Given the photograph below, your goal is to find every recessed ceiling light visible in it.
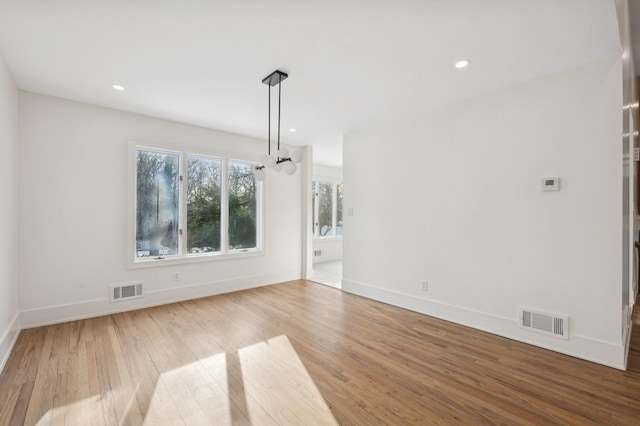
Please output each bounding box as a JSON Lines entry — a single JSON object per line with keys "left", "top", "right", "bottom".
{"left": 454, "top": 59, "right": 470, "bottom": 69}
{"left": 112, "top": 84, "right": 125, "bottom": 91}
{"left": 289, "top": 128, "right": 296, "bottom": 132}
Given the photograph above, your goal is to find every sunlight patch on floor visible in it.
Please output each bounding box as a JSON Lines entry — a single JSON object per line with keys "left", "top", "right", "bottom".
{"left": 36, "top": 395, "right": 99, "bottom": 426}
{"left": 238, "top": 334, "right": 338, "bottom": 425}
{"left": 33, "top": 335, "right": 336, "bottom": 425}
{"left": 146, "top": 351, "right": 232, "bottom": 424}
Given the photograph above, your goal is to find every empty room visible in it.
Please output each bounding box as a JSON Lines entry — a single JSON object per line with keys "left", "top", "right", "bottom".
{"left": 2, "top": 0, "right": 640, "bottom": 424}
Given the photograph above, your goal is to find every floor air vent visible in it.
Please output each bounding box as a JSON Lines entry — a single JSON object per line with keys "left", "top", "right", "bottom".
{"left": 519, "top": 307, "right": 568, "bottom": 339}
{"left": 111, "top": 282, "right": 143, "bottom": 302}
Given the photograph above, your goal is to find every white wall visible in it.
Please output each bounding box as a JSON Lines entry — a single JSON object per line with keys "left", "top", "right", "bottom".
{"left": 343, "top": 57, "right": 625, "bottom": 368}
{"left": 614, "top": 0, "right": 639, "bottom": 362}
{"left": 0, "top": 51, "right": 19, "bottom": 371}
{"left": 18, "top": 92, "right": 302, "bottom": 326}
{"left": 313, "top": 164, "right": 343, "bottom": 263}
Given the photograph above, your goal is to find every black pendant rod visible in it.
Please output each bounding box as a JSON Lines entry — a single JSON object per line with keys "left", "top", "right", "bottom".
{"left": 267, "top": 84, "right": 271, "bottom": 156}
{"left": 277, "top": 72, "right": 282, "bottom": 153}
{"left": 262, "top": 70, "right": 288, "bottom": 158}
{"left": 261, "top": 70, "right": 289, "bottom": 160}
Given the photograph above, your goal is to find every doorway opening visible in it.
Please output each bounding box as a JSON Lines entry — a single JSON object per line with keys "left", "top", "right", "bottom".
{"left": 309, "top": 146, "right": 343, "bottom": 288}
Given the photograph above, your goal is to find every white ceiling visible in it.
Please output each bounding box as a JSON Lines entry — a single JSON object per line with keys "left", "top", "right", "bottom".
{"left": 0, "top": 0, "right": 621, "bottom": 167}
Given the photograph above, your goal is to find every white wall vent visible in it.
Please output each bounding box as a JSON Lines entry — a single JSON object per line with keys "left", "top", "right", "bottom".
{"left": 111, "top": 282, "right": 143, "bottom": 302}
{"left": 518, "top": 307, "right": 568, "bottom": 339}
{"left": 314, "top": 250, "right": 322, "bottom": 257}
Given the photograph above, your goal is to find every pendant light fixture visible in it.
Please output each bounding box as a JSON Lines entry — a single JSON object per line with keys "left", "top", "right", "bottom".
{"left": 252, "top": 70, "right": 302, "bottom": 182}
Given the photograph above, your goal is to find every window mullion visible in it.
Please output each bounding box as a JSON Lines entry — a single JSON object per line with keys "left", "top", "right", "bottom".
{"left": 179, "top": 153, "right": 186, "bottom": 257}
{"left": 221, "top": 159, "right": 229, "bottom": 254}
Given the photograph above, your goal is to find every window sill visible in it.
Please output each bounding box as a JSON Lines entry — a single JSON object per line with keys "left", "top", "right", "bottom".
{"left": 313, "top": 236, "right": 343, "bottom": 242}
{"left": 128, "top": 249, "right": 264, "bottom": 269}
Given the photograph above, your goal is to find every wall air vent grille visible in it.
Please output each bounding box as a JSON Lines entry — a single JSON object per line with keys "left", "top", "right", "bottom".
{"left": 519, "top": 307, "right": 568, "bottom": 340}
{"left": 111, "top": 282, "right": 143, "bottom": 302}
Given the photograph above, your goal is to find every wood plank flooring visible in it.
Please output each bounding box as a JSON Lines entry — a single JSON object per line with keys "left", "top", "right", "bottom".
{"left": 2, "top": 280, "right": 640, "bottom": 425}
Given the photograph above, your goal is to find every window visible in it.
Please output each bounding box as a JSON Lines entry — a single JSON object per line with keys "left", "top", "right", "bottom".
{"left": 136, "top": 150, "right": 180, "bottom": 257}
{"left": 135, "top": 146, "right": 261, "bottom": 263}
{"left": 186, "top": 156, "right": 222, "bottom": 254}
{"left": 228, "top": 161, "right": 258, "bottom": 250}
{"left": 318, "top": 182, "right": 334, "bottom": 236}
{"left": 312, "top": 179, "right": 343, "bottom": 238}
{"left": 336, "top": 183, "right": 343, "bottom": 236}
{"left": 311, "top": 180, "right": 317, "bottom": 234}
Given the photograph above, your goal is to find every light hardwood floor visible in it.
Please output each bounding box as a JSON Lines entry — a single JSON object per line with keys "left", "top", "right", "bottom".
{"left": 1, "top": 280, "right": 640, "bottom": 425}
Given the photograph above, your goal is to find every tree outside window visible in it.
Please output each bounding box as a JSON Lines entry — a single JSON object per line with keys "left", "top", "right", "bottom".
{"left": 228, "top": 162, "right": 257, "bottom": 250}
{"left": 136, "top": 149, "right": 180, "bottom": 258}
{"left": 135, "top": 147, "right": 260, "bottom": 262}
{"left": 186, "top": 156, "right": 222, "bottom": 253}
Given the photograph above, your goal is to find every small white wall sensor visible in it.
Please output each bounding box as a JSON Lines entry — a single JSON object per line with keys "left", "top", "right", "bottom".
{"left": 541, "top": 177, "right": 560, "bottom": 192}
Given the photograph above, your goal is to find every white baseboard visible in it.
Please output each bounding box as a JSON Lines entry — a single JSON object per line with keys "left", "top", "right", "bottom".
{"left": 342, "top": 279, "right": 627, "bottom": 370}
{"left": 623, "top": 303, "right": 634, "bottom": 369}
{"left": 21, "top": 270, "right": 300, "bottom": 329}
{"left": 0, "top": 311, "right": 21, "bottom": 374}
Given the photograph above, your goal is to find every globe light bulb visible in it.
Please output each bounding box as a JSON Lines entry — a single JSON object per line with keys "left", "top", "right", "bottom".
{"left": 261, "top": 154, "right": 277, "bottom": 168}
{"left": 273, "top": 162, "right": 283, "bottom": 172}
{"left": 277, "top": 148, "right": 289, "bottom": 159}
{"left": 251, "top": 165, "right": 266, "bottom": 181}
{"left": 283, "top": 160, "right": 296, "bottom": 175}
{"left": 290, "top": 150, "right": 302, "bottom": 163}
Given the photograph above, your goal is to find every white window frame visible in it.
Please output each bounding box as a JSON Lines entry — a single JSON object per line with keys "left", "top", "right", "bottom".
{"left": 312, "top": 178, "right": 343, "bottom": 240}
{"left": 129, "top": 142, "right": 263, "bottom": 268}
{"left": 227, "top": 158, "right": 263, "bottom": 254}
{"left": 184, "top": 152, "right": 225, "bottom": 257}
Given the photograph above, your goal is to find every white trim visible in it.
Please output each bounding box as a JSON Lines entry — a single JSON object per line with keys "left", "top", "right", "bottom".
{"left": 128, "top": 138, "right": 262, "bottom": 165}
{"left": 342, "top": 279, "right": 627, "bottom": 370}
{"left": 0, "top": 312, "right": 20, "bottom": 374}
{"left": 221, "top": 157, "right": 229, "bottom": 253}
{"left": 21, "top": 269, "right": 300, "bottom": 329}
{"left": 301, "top": 146, "right": 314, "bottom": 280}
{"left": 314, "top": 236, "right": 343, "bottom": 243}
{"left": 312, "top": 174, "right": 343, "bottom": 184}
{"left": 128, "top": 249, "right": 264, "bottom": 269}
{"left": 623, "top": 302, "right": 634, "bottom": 369}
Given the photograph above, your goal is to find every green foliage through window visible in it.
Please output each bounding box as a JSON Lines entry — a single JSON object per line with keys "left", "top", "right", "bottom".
{"left": 135, "top": 147, "right": 260, "bottom": 261}
{"left": 228, "top": 162, "right": 257, "bottom": 249}
{"left": 187, "top": 156, "right": 222, "bottom": 253}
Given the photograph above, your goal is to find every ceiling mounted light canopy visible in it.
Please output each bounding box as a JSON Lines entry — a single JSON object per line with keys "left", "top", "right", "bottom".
{"left": 252, "top": 70, "right": 302, "bottom": 182}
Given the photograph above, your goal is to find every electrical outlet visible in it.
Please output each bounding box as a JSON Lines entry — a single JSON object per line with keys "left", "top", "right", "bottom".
{"left": 420, "top": 280, "right": 428, "bottom": 291}
{"left": 173, "top": 272, "right": 180, "bottom": 281}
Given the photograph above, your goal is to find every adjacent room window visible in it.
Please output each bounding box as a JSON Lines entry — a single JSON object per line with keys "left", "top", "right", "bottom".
{"left": 312, "top": 179, "right": 343, "bottom": 238}
{"left": 311, "top": 180, "right": 317, "bottom": 234}
{"left": 336, "top": 183, "right": 343, "bottom": 236}
{"left": 135, "top": 146, "right": 261, "bottom": 263}
{"left": 318, "top": 182, "right": 334, "bottom": 236}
